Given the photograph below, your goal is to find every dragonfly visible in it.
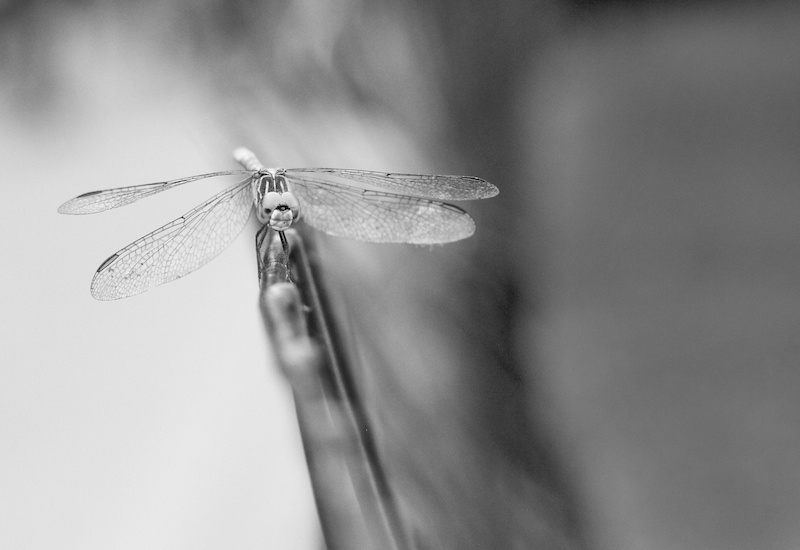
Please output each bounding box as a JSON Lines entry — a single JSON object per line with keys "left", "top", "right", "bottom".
{"left": 59, "top": 147, "right": 499, "bottom": 300}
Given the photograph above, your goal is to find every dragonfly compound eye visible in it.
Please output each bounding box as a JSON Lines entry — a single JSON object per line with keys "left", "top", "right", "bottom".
{"left": 281, "top": 191, "right": 301, "bottom": 220}
{"left": 257, "top": 191, "right": 282, "bottom": 224}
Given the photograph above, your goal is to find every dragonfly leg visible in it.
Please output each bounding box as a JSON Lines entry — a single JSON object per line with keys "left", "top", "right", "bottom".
{"left": 279, "top": 230, "right": 288, "bottom": 253}
{"left": 278, "top": 231, "right": 292, "bottom": 283}
{"left": 256, "top": 227, "right": 293, "bottom": 283}
{"left": 255, "top": 223, "right": 269, "bottom": 279}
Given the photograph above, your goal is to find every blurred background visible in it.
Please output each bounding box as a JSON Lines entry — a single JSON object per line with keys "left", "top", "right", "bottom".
{"left": 3, "top": 0, "right": 800, "bottom": 548}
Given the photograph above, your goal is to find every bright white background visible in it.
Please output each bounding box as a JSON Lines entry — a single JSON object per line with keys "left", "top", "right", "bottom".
{"left": 0, "top": 3, "right": 446, "bottom": 547}
{"left": 0, "top": 8, "right": 323, "bottom": 549}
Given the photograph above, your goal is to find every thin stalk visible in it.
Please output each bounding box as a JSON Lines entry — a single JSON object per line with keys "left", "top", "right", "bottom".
{"left": 258, "top": 227, "right": 409, "bottom": 550}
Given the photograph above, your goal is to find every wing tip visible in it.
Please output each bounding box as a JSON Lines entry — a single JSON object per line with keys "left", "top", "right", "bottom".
{"left": 483, "top": 182, "right": 500, "bottom": 198}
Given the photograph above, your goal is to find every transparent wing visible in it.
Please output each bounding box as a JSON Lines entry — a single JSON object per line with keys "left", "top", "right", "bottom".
{"left": 90, "top": 178, "right": 254, "bottom": 300}
{"left": 285, "top": 169, "right": 498, "bottom": 201}
{"left": 290, "top": 179, "right": 476, "bottom": 244}
{"left": 58, "top": 170, "right": 253, "bottom": 215}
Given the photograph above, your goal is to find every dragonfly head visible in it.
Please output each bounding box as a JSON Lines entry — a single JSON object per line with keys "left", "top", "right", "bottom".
{"left": 258, "top": 191, "right": 300, "bottom": 230}
{"left": 254, "top": 169, "right": 301, "bottom": 230}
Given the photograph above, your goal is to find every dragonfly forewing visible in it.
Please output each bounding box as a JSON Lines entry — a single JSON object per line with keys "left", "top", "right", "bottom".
{"left": 285, "top": 169, "right": 498, "bottom": 201}
{"left": 58, "top": 170, "right": 253, "bottom": 215}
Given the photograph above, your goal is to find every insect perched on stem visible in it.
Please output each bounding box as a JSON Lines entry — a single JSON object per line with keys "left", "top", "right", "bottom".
{"left": 58, "top": 147, "right": 499, "bottom": 300}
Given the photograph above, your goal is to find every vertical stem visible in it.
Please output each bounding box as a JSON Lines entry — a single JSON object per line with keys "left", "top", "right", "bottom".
{"left": 258, "top": 228, "right": 408, "bottom": 550}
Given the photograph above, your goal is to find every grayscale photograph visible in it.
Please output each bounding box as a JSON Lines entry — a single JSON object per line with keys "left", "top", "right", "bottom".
{"left": 2, "top": 0, "right": 800, "bottom": 548}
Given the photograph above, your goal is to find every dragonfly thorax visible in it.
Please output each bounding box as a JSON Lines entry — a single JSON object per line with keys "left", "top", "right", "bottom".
{"left": 253, "top": 169, "right": 301, "bottom": 230}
